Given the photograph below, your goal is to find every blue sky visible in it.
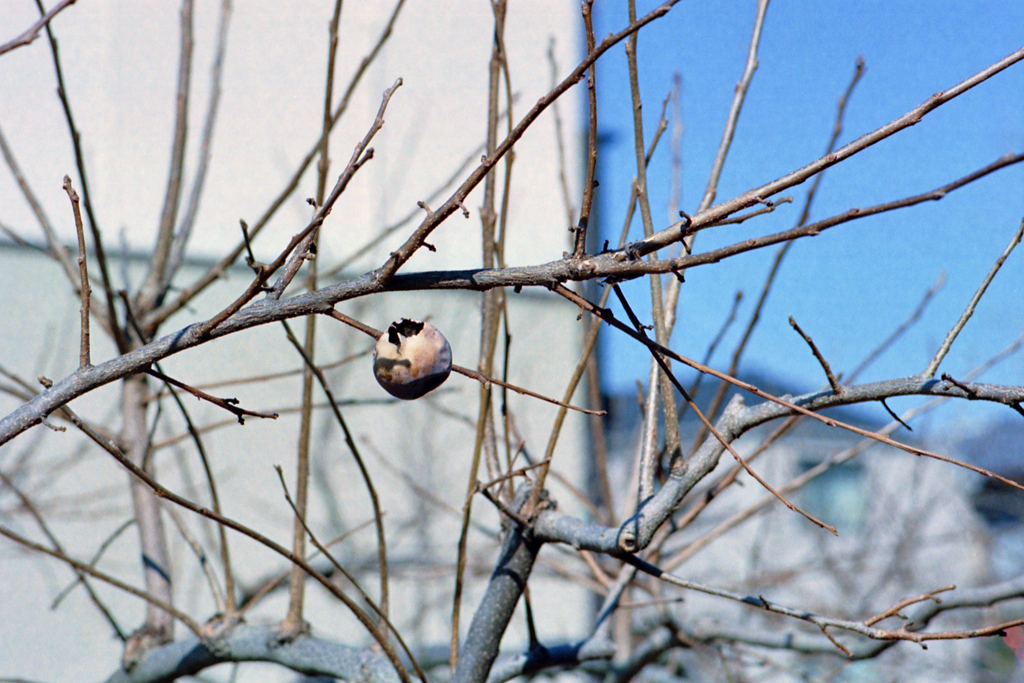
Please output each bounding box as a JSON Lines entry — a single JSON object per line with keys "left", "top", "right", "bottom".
{"left": 590, "top": 1, "right": 1024, "bottom": 433}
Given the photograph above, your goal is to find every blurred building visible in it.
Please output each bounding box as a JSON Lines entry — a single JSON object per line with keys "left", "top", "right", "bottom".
{"left": 601, "top": 371, "right": 1011, "bottom": 682}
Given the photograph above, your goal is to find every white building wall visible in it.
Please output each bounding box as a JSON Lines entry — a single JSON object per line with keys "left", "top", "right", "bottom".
{"left": 0, "top": 1, "right": 588, "bottom": 680}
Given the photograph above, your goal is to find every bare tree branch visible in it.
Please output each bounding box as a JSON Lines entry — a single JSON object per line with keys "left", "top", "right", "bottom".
{"left": 0, "top": 0, "right": 76, "bottom": 56}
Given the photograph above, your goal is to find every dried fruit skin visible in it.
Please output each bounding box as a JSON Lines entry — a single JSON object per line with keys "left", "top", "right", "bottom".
{"left": 372, "top": 319, "right": 452, "bottom": 400}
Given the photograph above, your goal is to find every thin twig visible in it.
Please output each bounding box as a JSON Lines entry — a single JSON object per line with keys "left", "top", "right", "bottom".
{"left": 194, "top": 80, "right": 402, "bottom": 338}
{"left": 528, "top": 73, "right": 674, "bottom": 519}
{"left": 143, "top": 367, "right": 278, "bottom": 424}
{"left": 327, "top": 310, "right": 601, "bottom": 414}
{"left": 477, "top": 484, "right": 531, "bottom": 528}
{"left": 703, "top": 198, "right": 791, "bottom": 227}
{"left": 673, "top": 415, "right": 798, "bottom": 535}
{"left": 281, "top": 0, "right": 341, "bottom": 634}
{"left": 146, "top": 0, "right": 408, "bottom": 329}
{"left": 613, "top": 286, "right": 837, "bottom": 537}
{"left": 279, "top": 319, "right": 391, "bottom": 631}
{"left": 697, "top": 0, "right": 770, "bottom": 212}
{"left": 789, "top": 316, "right": 841, "bottom": 394}
{"left": 554, "top": 283, "right": 1024, "bottom": 494}
{"left": 0, "top": 524, "right": 203, "bottom": 637}
{"left": 321, "top": 136, "right": 490, "bottom": 278}
{"left": 879, "top": 398, "right": 912, "bottom": 431}
{"left": 455, "top": 365, "right": 604, "bottom": 415}
{"left": 273, "top": 467, "right": 426, "bottom": 683}
{"left": 864, "top": 585, "right": 955, "bottom": 627}
{"left": 165, "top": 0, "right": 233, "bottom": 284}
{"left": 34, "top": 0, "right": 126, "bottom": 352}
{"left": 924, "top": 217, "right": 1024, "bottom": 377}
{"left": 0, "top": 0, "right": 76, "bottom": 55}
{"left": 626, "top": 0, "right": 681, "bottom": 502}
{"left": 163, "top": 505, "right": 226, "bottom": 613}
{"left": 626, "top": 553, "right": 1024, "bottom": 650}
{"left": 637, "top": 44, "right": 1024, "bottom": 258}
{"left": 137, "top": 0, "right": 194, "bottom": 314}
{"left": 63, "top": 176, "right": 91, "bottom": 369}
{"left": 452, "top": 2, "right": 510, "bottom": 664}
{"left": 573, "top": 0, "right": 599, "bottom": 258}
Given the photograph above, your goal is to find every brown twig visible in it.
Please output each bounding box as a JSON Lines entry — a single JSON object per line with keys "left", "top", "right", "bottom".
{"left": 143, "top": 367, "right": 278, "bottom": 424}
{"left": 622, "top": 554, "right": 1021, "bottom": 653}
{"left": 924, "top": 217, "right": 1024, "bottom": 377}
{"left": 279, "top": 319, "right": 390, "bottom": 633}
{"left": 137, "top": 0, "right": 194, "bottom": 314}
{"left": 613, "top": 285, "right": 837, "bottom": 537}
{"left": 146, "top": 0, "right": 409, "bottom": 329}
{"left": 326, "top": 309, "right": 602, "bottom": 415}
{"left": 164, "top": 0, "right": 233, "bottom": 284}
{"left": 553, "top": 283, "right": 1024, "bottom": 494}
{"left": 635, "top": 44, "right": 1024, "bottom": 259}
{"left": 573, "top": 0, "right": 599, "bottom": 258}
{"left": 626, "top": 0, "right": 681, "bottom": 502}
{"left": 374, "top": 0, "right": 682, "bottom": 285}
{"left": 455, "top": 365, "right": 604, "bottom": 416}
{"left": 789, "top": 316, "right": 842, "bottom": 394}
{"left": 280, "top": 0, "right": 342, "bottom": 629}
{"left": 63, "top": 175, "right": 91, "bottom": 369}
{"left": 696, "top": 0, "right": 770, "bottom": 213}
{"left": 273, "top": 466, "right": 425, "bottom": 683}
{"left": 0, "top": 524, "right": 203, "bottom": 637}
{"left": 865, "top": 585, "right": 955, "bottom": 627}
{"left": 34, "top": 0, "right": 125, "bottom": 353}
{"left": 452, "top": 3, "right": 512, "bottom": 664}
{"left": 193, "top": 80, "right": 401, "bottom": 338}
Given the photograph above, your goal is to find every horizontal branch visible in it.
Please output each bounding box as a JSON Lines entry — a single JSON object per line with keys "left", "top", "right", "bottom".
{"left": 693, "top": 572, "right": 1024, "bottom": 660}
{"left": 532, "top": 374, "right": 1024, "bottom": 553}
{"left": 0, "top": 0, "right": 77, "bottom": 56}
{"left": 372, "top": 0, "right": 681, "bottom": 283}
{"left": 102, "top": 623, "right": 400, "bottom": 683}
{"left": 2, "top": 148, "right": 1020, "bottom": 445}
